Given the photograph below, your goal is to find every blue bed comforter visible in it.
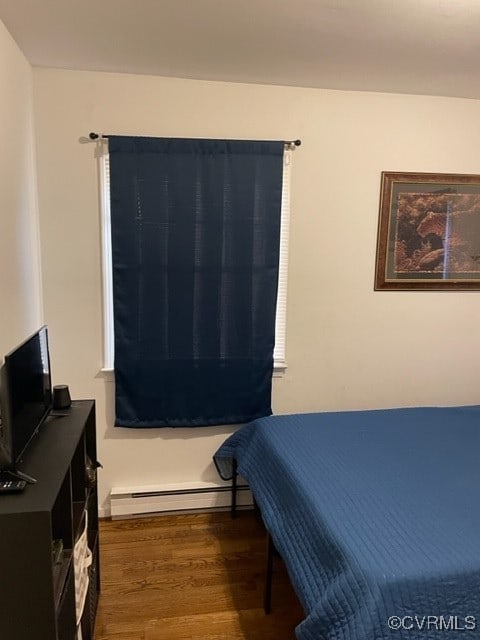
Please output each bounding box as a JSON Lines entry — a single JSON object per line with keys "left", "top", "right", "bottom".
{"left": 214, "top": 406, "right": 480, "bottom": 639}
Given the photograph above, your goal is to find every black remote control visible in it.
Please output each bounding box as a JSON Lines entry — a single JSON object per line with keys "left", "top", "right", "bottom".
{"left": 0, "top": 479, "right": 26, "bottom": 493}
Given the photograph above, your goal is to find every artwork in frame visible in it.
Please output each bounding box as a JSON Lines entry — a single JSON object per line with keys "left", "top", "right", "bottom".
{"left": 375, "top": 172, "right": 480, "bottom": 290}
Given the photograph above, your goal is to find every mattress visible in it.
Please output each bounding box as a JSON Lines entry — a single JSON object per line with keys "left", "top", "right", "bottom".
{"left": 214, "top": 406, "right": 480, "bottom": 639}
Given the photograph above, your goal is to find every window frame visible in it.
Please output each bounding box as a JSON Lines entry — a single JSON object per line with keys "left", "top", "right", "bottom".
{"left": 98, "top": 141, "right": 291, "bottom": 376}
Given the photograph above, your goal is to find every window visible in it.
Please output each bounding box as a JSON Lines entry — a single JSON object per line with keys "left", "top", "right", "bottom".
{"left": 99, "top": 141, "right": 292, "bottom": 377}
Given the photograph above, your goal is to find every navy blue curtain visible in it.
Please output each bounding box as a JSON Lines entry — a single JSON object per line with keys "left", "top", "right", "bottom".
{"left": 109, "top": 136, "right": 284, "bottom": 427}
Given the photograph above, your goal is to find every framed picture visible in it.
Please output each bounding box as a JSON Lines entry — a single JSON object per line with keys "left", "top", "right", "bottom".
{"left": 375, "top": 172, "right": 480, "bottom": 290}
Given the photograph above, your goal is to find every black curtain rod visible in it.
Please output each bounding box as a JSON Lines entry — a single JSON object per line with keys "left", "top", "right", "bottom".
{"left": 88, "top": 132, "right": 301, "bottom": 147}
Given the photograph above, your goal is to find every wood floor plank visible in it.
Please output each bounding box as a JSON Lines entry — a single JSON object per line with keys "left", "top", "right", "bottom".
{"left": 94, "top": 511, "right": 304, "bottom": 640}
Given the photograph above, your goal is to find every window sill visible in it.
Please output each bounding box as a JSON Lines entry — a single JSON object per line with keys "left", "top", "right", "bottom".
{"left": 97, "top": 367, "right": 114, "bottom": 381}
{"left": 273, "top": 363, "right": 287, "bottom": 377}
{"left": 98, "top": 363, "right": 287, "bottom": 380}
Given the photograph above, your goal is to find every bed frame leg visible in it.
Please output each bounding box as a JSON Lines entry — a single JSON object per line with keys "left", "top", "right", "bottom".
{"left": 264, "top": 531, "right": 274, "bottom": 614}
{"left": 231, "top": 459, "right": 238, "bottom": 518}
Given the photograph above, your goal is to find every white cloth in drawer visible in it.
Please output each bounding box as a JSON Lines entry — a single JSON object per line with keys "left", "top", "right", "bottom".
{"left": 74, "top": 511, "right": 92, "bottom": 625}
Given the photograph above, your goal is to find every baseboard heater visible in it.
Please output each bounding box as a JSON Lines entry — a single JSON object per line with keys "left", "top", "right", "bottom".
{"left": 110, "top": 481, "right": 252, "bottom": 519}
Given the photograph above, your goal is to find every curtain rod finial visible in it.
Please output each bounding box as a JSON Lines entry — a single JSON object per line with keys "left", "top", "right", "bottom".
{"left": 89, "top": 132, "right": 99, "bottom": 140}
{"left": 285, "top": 139, "right": 301, "bottom": 149}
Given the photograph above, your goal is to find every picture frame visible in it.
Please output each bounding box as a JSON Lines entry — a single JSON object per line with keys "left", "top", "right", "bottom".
{"left": 375, "top": 171, "right": 480, "bottom": 290}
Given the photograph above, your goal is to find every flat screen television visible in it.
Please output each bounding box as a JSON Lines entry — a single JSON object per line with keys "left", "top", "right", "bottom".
{"left": 0, "top": 326, "right": 52, "bottom": 480}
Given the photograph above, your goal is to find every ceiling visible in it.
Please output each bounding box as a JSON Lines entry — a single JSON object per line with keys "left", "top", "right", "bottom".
{"left": 1, "top": 0, "right": 480, "bottom": 99}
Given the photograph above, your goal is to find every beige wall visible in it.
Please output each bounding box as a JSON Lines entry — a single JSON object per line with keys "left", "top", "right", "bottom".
{"left": 32, "top": 68, "right": 480, "bottom": 513}
{"left": 0, "top": 20, "right": 42, "bottom": 355}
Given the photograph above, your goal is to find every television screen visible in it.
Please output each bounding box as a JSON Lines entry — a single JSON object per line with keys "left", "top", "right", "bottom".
{"left": 0, "top": 326, "right": 52, "bottom": 468}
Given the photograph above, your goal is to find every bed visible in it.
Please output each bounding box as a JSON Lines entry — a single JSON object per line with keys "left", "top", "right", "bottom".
{"left": 213, "top": 406, "right": 480, "bottom": 639}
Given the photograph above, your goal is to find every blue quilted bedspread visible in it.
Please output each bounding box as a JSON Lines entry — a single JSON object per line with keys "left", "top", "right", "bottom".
{"left": 214, "top": 406, "right": 480, "bottom": 639}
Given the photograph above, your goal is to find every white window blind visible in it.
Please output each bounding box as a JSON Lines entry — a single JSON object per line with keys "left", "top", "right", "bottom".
{"left": 273, "top": 149, "right": 292, "bottom": 374}
{"left": 99, "top": 142, "right": 292, "bottom": 374}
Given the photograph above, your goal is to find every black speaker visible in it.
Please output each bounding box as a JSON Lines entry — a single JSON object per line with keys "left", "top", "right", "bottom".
{"left": 53, "top": 385, "right": 71, "bottom": 410}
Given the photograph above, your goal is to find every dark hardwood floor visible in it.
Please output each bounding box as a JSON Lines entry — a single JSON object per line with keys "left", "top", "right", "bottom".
{"left": 94, "top": 511, "right": 304, "bottom": 640}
